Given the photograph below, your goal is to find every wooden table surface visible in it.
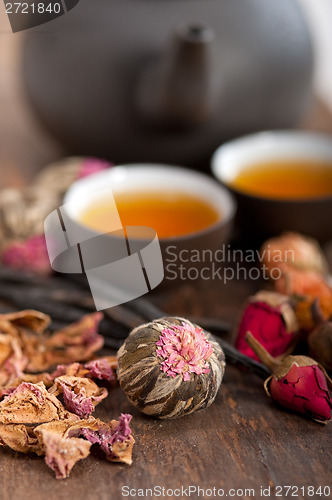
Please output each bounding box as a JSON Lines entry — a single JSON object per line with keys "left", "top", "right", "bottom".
{"left": 0, "top": 18, "right": 332, "bottom": 496}
{"left": 0, "top": 271, "right": 331, "bottom": 500}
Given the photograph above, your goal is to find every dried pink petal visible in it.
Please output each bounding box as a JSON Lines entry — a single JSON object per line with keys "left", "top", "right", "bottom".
{"left": 0, "top": 372, "right": 53, "bottom": 399}
{"left": 81, "top": 413, "right": 134, "bottom": 463}
{"left": 41, "top": 429, "right": 91, "bottom": 480}
{"left": 26, "top": 312, "right": 104, "bottom": 372}
{"left": 50, "top": 357, "right": 117, "bottom": 382}
{"left": 51, "top": 363, "right": 84, "bottom": 379}
{"left": 0, "top": 382, "right": 75, "bottom": 424}
{"left": 77, "top": 158, "right": 111, "bottom": 179}
{"left": 84, "top": 358, "right": 116, "bottom": 382}
{"left": 1, "top": 234, "right": 51, "bottom": 276}
{"left": 156, "top": 321, "right": 213, "bottom": 380}
{"left": 52, "top": 376, "right": 108, "bottom": 418}
{"left": 0, "top": 333, "right": 27, "bottom": 386}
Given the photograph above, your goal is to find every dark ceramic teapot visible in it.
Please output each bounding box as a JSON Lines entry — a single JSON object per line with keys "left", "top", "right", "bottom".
{"left": 22, "top": 0, "right": 313, "bottom": 168}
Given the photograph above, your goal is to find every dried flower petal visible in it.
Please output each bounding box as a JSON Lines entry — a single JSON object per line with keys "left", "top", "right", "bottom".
{"left": 0, "top": 382, "right": 75, "bottom": 424}
{"left": 84, "top": 358, "right": 116, "bottom": 382}
{"left": 50, "top": 357, "right": 117, "bottom": 383}
{"left": 51, "top": 362, "right": 86, "bottom": 379}
{"left": 0, "top": 423, "right": 43, "bottom": 454}
{"left": 0, "top": 372, "right": 54, "bottom": 399}
{"left": 0, "top": 333, "right": 27, "bottom": 387}
{"left": 275, "top": 268, "right": 332, "bottom": 299}
{"left": 51, "top": 376, "right": 108, "bottom": 418}
{"left": 26, "top": 312, "right": 104, "bottom": 372}
{"left": 0, "top": 310, "right": 51, "bottom": 334}
{"left": 41, "top": 430, "right": 91, "bottom": 480}
{"left": 81, "top": 414, "right": 134, "bottom": 464}
{"left": 77, "top": 158, "right": 111, "bottom": 179}
{"left": 274, "top": 269, "right": 332, "bottom": 332}
{"left": 1, "top": 234, "right": 51, "bottom": 275}
{"left": 156, "top": 321, "right": 213, "bottom": 380}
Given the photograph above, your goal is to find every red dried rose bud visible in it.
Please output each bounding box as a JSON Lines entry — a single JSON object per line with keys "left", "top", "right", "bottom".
{"left": 245, "top": 332, "right": 332, "bottom": 423}
{"left": 266, "top": 360, "right": 332, "bottom": 422}
{"left": 235, "top": 291, "right": 298, "bottom": 361}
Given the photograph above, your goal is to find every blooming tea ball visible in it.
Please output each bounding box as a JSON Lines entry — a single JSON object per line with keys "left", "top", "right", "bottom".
{"left": 117, "top": 317, "right": 225, "bottom": 419}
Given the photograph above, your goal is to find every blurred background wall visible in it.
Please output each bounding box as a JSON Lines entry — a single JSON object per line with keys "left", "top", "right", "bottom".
{"left": 0, "top": 0, "right": 331, "bottom": 188}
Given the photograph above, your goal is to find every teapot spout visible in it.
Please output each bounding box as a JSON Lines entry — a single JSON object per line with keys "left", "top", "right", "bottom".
{"left": 136, "top": 23, "right": 217, "bottom": 129}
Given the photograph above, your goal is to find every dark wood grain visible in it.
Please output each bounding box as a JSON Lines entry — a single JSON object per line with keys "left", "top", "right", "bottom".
{"left": 0, "top": 368, "right": 330, "bottom": 500}
{"left": 0, "top": 273, "right": 331, "bottom": 500}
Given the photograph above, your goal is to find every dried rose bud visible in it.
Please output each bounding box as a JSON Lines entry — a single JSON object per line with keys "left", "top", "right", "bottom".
{"left": 1, "top": 234, "right": 51, "bottom": 275}
{"left": 308, "top": 322, "right": 332, "bottom": 372}
{"left": 235, "top": 291, "right": 298, "bottom": 361}
{"left": 77, "top": 158, "right": 111, "bottom": 179}
{"left": 293, "top": 295, "right": 332, "bottom": 332}
{"left": 273, "top": 268, "right": 332, "bottom": 332}
{"left": 261, "top": 232, "right": 328, "bottom": 277}
{"left": 246, "top": 332, "right": 332, "bottom": 423}
{"left": 275, "top": 268, "right": 332, "bottom": 299}
{"left": 35, "top": 156, "right": 112, "bottom": 199}
{"left": 117, "top": 317, "right": 225, "bottom": 419}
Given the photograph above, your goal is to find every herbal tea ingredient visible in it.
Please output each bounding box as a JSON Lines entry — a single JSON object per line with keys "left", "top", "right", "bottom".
{"left": 308, "top": 322, "right": 332, "bottom": 372}
{"left": 261, "top": 232, "right": 332, "bottom": 332}
{"left": 117, "top": 317, "right": 225, "bottom": 419}
{"left": 234, "top": 291, "right": 299, "bottom": 361}
{"left": 259, "top": 232, "right": 332, "bottom": 370}
{"left": 0, "top": 309, "right": 134, "bottom": 479}
{"left": 0, "top": 157, "right": 111, "bottom": 275}
{"left": 261, "top": 232, "right": 328, "bottom": 276}
{"left": 245, "top": 332, "right": 332, "bottom": 423}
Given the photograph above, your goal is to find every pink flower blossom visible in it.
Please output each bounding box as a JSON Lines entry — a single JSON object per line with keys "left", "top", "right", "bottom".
{"left": 156, "top": 322, "right": 213, "bottom": 381}
{"left": 1, "top": 234, "right": 51, "bottom": 275}
{"left": 77, "top": 158, "right": 112, "bottom": 179}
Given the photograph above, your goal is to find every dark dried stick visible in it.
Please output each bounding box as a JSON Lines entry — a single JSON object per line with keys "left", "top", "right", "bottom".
{"left": 0, "top": 269, "right": 270, "bottom": 378}
{"left": 127, "top": 298, "right": 270, "bottom": 378}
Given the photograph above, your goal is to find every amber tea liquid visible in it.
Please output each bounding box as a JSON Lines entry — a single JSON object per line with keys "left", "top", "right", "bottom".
{"left": 228, "top": 159, "right": 332, "bottom": 199}
{"left": 80, "top": 191, "right": 220, "bottom": 238}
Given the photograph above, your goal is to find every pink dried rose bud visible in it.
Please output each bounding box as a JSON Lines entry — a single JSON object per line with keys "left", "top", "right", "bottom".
{"left": 77, "top": 158, "right": 112, "bottom": 179}
{"left": 245, "top": 332, "right": 332, "bottom": 423}
{"left": 1, "top": 234, "right": 51, "bottom": 275}
{"left": 235, "top": 291, "right": 299, "bottom": 361}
